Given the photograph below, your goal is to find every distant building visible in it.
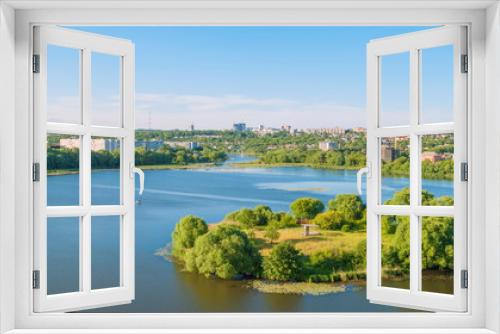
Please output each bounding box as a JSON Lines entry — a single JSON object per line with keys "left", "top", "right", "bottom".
{"left": 281, "top": 124, "right": 292, "bottom": 133}
{"left": 60, "top": 138, "right": 120, "bottom": 152}
{"left": 58, "top": 138, "right": 79, "bottom": 150}
{"left": 92, "top": 138, "right": 120, "bottom": 151}
{"left": 164, "top": 141, "right": 200, "bottom": 150}
{"left": 332, "top": 127, "right": 345, "bottom": 136}
{"left": 319, "top": 141, "right": 337, "bottom": 151}
{"left": 421, "top": 151, "right": 446, "bottom": 163}
{"left": 233, "top": 123, "right": 247, "bottom": 132}
{"left": 381, "top": 144, "right": 398, "bottom": 162}
{"left": 351, "top": 127, "right": 367, "bottom": 134}
{"left": 190, "top": 124, "right": 195, "bottom": 131}
{"left": 135, "top": 140, "right": 164, "bottom": 151}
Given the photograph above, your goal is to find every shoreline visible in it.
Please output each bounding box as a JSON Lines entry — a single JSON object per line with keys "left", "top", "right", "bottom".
{"left": 47, "top": 162, "right": 219, "bottom": 176}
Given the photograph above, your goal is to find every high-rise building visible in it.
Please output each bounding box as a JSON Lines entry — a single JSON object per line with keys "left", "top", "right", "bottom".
{"left": 233, "top": 123, "right": 247, "bottom": 132}
{"left": 381, "top": 144, "right": 398, "bottom": 162}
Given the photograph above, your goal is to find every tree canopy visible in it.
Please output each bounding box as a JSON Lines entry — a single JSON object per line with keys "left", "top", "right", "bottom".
{"left": 185, "top": 225, "right": 262, "bottom": 279}
{"left": 263, "top": 242, "right": 304, "bottom": 281}
{"left": 290, "top": 197, "right": 325, "bottom": 221}
{"left": 171, "top": 215, "right": 208, "bottom": 259}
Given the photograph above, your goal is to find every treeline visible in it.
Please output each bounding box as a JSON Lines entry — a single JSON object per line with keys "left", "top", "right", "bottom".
{"left": 259, "top": 149, "right": 367, "bottom": 168}
{"left": 47, "top": 146, "right": 227, "bottom": 171}
{"left": 382, "top": 156, "right": 454, "bottom": 180}
{"left": 170, "top": 189, "right": 453, "bottom": 283}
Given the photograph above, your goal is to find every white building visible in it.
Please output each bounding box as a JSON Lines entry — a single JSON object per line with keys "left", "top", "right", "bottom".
{"left": 319, "top": 141, "right": 337, "bottom": 151}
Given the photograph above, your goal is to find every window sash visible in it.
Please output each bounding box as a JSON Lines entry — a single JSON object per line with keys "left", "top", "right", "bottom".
{"left": 33, "top": 25, "right": 136, "bottom": 313}
{"left": 366, "top": 25, "right": 468, "bottom": 312}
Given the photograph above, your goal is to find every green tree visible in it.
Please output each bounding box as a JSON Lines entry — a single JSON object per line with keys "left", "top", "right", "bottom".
{"left": 328, "top": 194, "right": 365, "bottom": 221}
{"left": 171, "top": 215, "right": 208, "bottom": 259}
{"left": 264, "top": 223, "right": 280, "bottom": 244}
{"left": 186, "top": 225, "right": 262, "bottom": 279}
{"left": 235, "top": 208, "right": 259, "bottom": 229}
{"left": 254, "top": 205, "right": 273, "bottom": 225}
{"left": 290, "top": 197, "right": 325, "bottom": 221}
{"left": 312, "top": 210, "right": 343, "bottom": 230}
{"left": 263, "top": 242, "right": 304, "bottom": 281}
{"left": 422, "top": 216, "right": 454, "bottom": 270}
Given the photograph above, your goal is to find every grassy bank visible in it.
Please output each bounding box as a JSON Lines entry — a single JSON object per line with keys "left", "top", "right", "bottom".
{"left": 47, "top": 162, "right": 218, "bottom": 176}
{"left": 229, "top": 161, "right": 361, "bottom": 171}
{"left": 248, "top": 280, "right": 353, "bottom": 295}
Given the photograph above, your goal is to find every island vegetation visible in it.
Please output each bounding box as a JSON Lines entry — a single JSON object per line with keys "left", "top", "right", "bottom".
{"left": 168, "top": 189, "right": 453, "bottom": 294}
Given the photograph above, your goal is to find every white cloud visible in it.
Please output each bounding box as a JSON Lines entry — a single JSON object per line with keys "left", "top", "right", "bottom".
{"left": 46, "top": 92, "right": 368, "bottom": 130}
{"left": 135, "top": 92, "right": 366, "bottom": 130}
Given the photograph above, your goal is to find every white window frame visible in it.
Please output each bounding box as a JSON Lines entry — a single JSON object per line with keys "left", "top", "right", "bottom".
{"left": 365, "top": 26, "right": 467, "bottom": 312}
{"left": 0, "top": 1, "right": 499, "bottom": 333}
{"left": 32, "top": 26, "right": 136, "bottom": 312}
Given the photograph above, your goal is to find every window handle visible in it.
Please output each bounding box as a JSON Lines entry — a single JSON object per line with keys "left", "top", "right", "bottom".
{"left": 356, "top": 163, "right": 371, "bottom": 195}
{"left": 133, "top": 167, "right": 145, "bottom": 204}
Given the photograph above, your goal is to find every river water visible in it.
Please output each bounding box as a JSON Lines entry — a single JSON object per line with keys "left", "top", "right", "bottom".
{"left": 47, "top": 155, "right": 453, "bottom": 312}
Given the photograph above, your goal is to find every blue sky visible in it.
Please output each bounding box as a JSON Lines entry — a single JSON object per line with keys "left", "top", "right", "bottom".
{"left": 47, "top": 26, "right": 453, "bottom": 130}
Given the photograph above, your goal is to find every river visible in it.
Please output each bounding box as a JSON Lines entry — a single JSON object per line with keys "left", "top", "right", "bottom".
{"left": 46, "top": 155, "right": 453, "bottom": 312}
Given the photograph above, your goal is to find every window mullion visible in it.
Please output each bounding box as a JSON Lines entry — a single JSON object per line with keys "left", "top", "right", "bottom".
{"left": 81, "top": 48, "right": 92, "bottom": 294}
{"left": 409, "top": 48, "right": 421, "bottom": 294}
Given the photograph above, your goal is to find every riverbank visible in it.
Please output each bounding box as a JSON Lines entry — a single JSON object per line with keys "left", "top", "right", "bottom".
{"left": 47, "top": 162, "right": 219, "bottom": 176}
{"left": 230, "top": 161, "right": 361, "bottom": 171}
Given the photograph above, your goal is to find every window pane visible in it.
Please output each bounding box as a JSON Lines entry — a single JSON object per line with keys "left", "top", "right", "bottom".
{"left": 380, "top": 136, "right": 410, "bottom": 205}
{"left": 421, "top": 134, "right": 454, "bottom": 206}
{"left": 47, "top": 45, "right": 81, "bottom": 124}
{"left": 91, "top": 216, "right": 121, "bottom": 290}
{"left": 91, "top": 137, "right": 121, "bottom": 205}
{"left": 421, "top": 216, "right": 454, "bottom": 294}
{"left": 47, "top": 134, "right": 80, "bottom": 206}
{"left": 420, "top": 45, "right": 454, "bottom": 124}
{"left": 379, "top": 52, "right": 410, "bottom": 127}
{"left": 91, "top": 52, "right": 122, "bottom": 127}
{"left": 381, "top": 215, "right": 410, "bottom": 289}
{"left": 47, "top": 217, "right": 80, "bottom": 295}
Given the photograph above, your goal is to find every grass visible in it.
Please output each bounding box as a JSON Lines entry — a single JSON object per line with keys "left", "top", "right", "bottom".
{"left": 137, "top": 163, "right": 217, "bottom": 170}
{"left": 230, "top": 161, "right": 361, "bottom": 171}
{"left": 248, "top": 280, "right": 350, "bottom": 295}
{"left": 47, "top": 162, "right": 217, "bottom": 176}
{"left": 251, "top": 226, "right": 366, "bottom": 256}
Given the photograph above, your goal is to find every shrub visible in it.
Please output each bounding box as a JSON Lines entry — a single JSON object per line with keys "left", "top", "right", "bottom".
{"left": 312, "top": 210, "right": 343, "bottom": 230}
{"left": 234, "top": 208, "right": 259, "bottom": 228}
{"left": 263, "top": 242, "right": 304, "bottom": 281}
{"left": 264, "top": 223, "right": 280, "bottom": 243}
{"left": 187, "top": 225, "right": 262, "bottom": 279}
{"left": 290, "top": 197, "right": 325, "bottom": 221}
{"left": 171, "top": 215, "right": 208, "bottom": 260}
{"left": 270, "top": 212, "right": 297, "bottom": 228}
{"left": 227, "top": 205, "right": 275, "bottom": 227}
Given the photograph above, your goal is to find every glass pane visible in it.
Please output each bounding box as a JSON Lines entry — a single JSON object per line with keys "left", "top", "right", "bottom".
{"left": 421, "top": 134, "right": 454, "bottom": 206}
{"left": 421, "top": 216, "right": 454, "bottom": 294}
{"left": 420, "top": 45, "right": 454, "bottom": 124}
{"left": 381, "top": 215, "right": 410, "bottom": 289}
{"left": 91, "top": 52, "right": 122, "bottom": 127}
{"left": 91, "top": 137, "right": 121, "bottom": 205}
{"left": 47, "top": 45, "right": 81, "bottom": 124}
{"left": 47, "top": 217, "right": 80, "bottom": 294}
{"left": 47, "top": 134, "right": 80, "bottom": 206}
{"left": 91, "top": 216, "right": 121, "bottom": 290}
{"left": 379, "top": 52, "right": 410, "bottom": 127}
{"left": 380, "top": 136, "right": 410, "bottom": 205}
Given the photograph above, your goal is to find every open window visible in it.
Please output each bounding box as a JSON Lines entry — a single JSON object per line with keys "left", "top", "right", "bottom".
{"left": 365, "top": 26, "right": 467, "bottom": 312}
{"left": 33, "top": 26, "right": 135, "bottom": 312}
